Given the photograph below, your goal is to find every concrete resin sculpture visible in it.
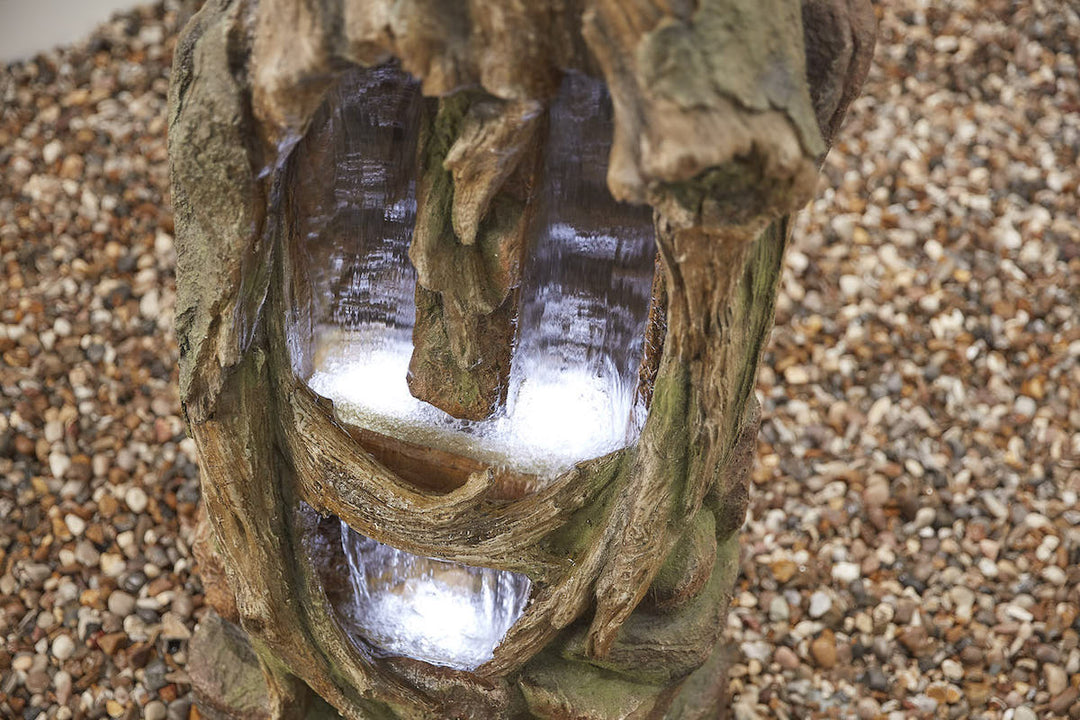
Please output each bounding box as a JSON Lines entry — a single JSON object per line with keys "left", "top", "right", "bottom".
{"left": 168, "top": 0, "right": 874, "bottom": 717}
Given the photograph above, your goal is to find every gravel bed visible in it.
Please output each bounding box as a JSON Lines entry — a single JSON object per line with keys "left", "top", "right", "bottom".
{"left": 733, "top": 2, "right": 1080, "bottom": 718}
{"left": 1, "top": 4, "right": 197, "bottom": 719}
{"left": 1, "top": 1, "right": 1078, "bottom": 719}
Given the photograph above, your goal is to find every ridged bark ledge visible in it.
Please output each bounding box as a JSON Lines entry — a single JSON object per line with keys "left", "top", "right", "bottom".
{"left": 169, "top": 0, "right": 874, "bottom": 717}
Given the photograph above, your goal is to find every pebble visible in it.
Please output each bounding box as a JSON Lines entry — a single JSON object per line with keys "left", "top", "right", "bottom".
{"left": 783, "top": 366, "right": 810, "bottom": 385}
{"left": 49, "top": 452, "right": 71, "bottom": 480}
{"left": 866, "top": 667, "right": 888, "bottom": 692}
{"left": 100, "top": 554, "right": 127, "bottom": 578}
{"left": 1014, "top": 395, "right": 1036, "bottom": 417}
{"left": 107, "top": 590, "right": 136, "bottom": 617}
{"left": 769, "top": 595, "right": 789, "bottom": 622}
{"left": 167, "top": 699, "right": 193, "bottom": 720}
{"left": 171, "top": 593, "right": 195, "bottom": 619}
{"left": 898, "top": 627, "right": 928, "bottom": 656}
{"left": 855, "top": 697, "right": 880, "bottom": 720}
{"left": 775, "top": 646, "right": 800, "bottom": 670}
{"left": 97, "top": 632, "right": 128, "bottom": 656}
{"left": 25, "top": 669, "right": 50, "bottom": 694}
{"left": 1006, "top": 604, "right": 1034, "bottom": 623}
{"left": 1045, "top": 663, "right": 1068, "bottom": 696}
{"left": 982, "top": 493, "right": 1009, "bottom": 521}
{"left": 64, "top": 513, "right": 86, "bottom": 536}
{"left": 161, "top": 612, "right": 193, "bottom": 641}
{"left": 55, "top": 669, "right": 73, "bottom": 704}
{"left": 51, "top": 634, "right": 75, "bottom": 661}
{"left": 74, "top": 541, "right": 101, "bottom": 566}
{"left": 125, "top": 486, "right": 149, "bottom": 514}
{"left": 808, "top": 591, "right": 832, "bottom": 618}
{"left": 831, "top": 562, "right": 860, "bottom": 584}
{"left": 1051, "top": 687, "right": 1079, "bottom": 715}
{"left": 810, "top": 631, "right": 837, "bottom": 668}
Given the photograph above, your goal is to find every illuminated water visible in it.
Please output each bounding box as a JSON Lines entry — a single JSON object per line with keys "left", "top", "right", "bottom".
{"left": 298, "top": 66, "right": 655, "bottom": 480}
{"left": 290, "top": 65, "right": 654, "bottom": 669}
{"left": 339, "top": 529, "right": 531, "bottom": 670}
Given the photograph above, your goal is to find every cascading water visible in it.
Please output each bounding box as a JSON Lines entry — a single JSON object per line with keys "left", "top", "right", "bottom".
{"left": 302, "top": 67, "right": 655, "bottom": 479}
{"left": 289, "top": 64, "right": 655, "bottom": 670}
{"left": 340, "top": 535, "right": 531, "bottom": 670}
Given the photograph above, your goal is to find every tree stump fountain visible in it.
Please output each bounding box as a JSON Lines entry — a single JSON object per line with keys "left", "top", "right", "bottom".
{"left": 169, "top": 0, "right": 874, "bottom": 717}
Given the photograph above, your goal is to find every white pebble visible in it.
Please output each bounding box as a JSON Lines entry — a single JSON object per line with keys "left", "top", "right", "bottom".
{"left": 981, "top": 492, "right": 1008, "bottom": 520}
{"left": 100, "top": 554, "right": 126, "bottom": 578}
{"left": 139, "top": 289, "right": 160, "bottom": 319}
{"left": 924, "top": 239, "right": 943, "bottom": 261}
{"left": 42, "top": 140, "right": 63, "bottom": 165}
{"left": 48, "top": 453, "right": 71, "bottom": 480}
{"left": 1014, "top": 395, "right": 1036, "bottom": 417}
{"left": 51, "top": 634, "right": 74, "bottom": 660}
{"left": 942, "top": 658, "right": 963, "bottom": 680}
{"left": 808, "top": 591, "right": 832, "bottom": 618}
{"left": 769, "top": 596, "right": 790, "bottom": 622}
{"left": 1041, "top": 566, "right": 1066, "bottom": 586}
{"left": 1006, "top": 604, "right": 1033, "bottom": 622}
{"left": 44, "top": 420, "right": 64, "bottom": 443}
{"left": 784, "top": 366, "right": 810, "bottom": 385}
{"left": 64, "top": 514, "right": 85, "bottom": 537}
{"left": 125, "top": 486, "right": 148, "bottom": 514}
{"left": 107, "top": 591, "right": 136, "bottom": 617}
{"left": 910, "top": 507, "right": 936, "bottom": 530}
{"left": 831, "top": 562, "right": 861, "bottom": 584}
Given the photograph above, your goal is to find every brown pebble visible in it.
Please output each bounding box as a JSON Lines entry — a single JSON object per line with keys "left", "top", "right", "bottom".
{"left": 84, "top": 523, "right": 107, "bottom": 546}
{"left": 98, "top": 494, "right": 120, "bottom": 518}
{"left": 810, "top": 630, "right": 837, "bottom": 668}
{"left": 960, "top": 645, "right": 984, "bottom": 665}
{"left": 97, "top": 632, "right": 128, "bottom": 656}
{"left": 1052, "top": 687, "right": 1080, "bottom": 715}
{"left": 146, "top": 577, "right": 172, "bottom": 596}
{"left": 775, "top": 646, "right": 800, "bottom": 670}
{"left": 964, "top": 679, "right": 992, "bottom": 707}
{"left": 59, "top": 154, "right": 84, "bottom": 179}
{"left": 127, "top": 641, "right": 153, "bottom": 669}
{"left": 771, "top": 560, "right": 797, "bottom": 583}
{"left": 895, "top": 599, "right": 917, "bottom": 625}
{"left": 898, "top": 626, "right": 928, "bottom": 656}
{"left": 24, "top": 668, "right": 49, "bottom": 694}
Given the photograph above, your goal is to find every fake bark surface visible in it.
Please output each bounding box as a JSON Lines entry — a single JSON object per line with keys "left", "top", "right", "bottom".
{"left": 170, "top": 0, "right": 874, "bottom": 717}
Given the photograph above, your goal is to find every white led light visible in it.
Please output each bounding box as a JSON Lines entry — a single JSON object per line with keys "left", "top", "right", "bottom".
{"left": 341, "top": 529, "right": 531, "bottom": 670}
{"left": 309, "top": 328, "right": 641, "bottom": 479}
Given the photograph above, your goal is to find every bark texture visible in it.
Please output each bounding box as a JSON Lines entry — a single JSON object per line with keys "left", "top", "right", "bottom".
{"left": 171, "top": 0, "right": 874, "bottom": 717}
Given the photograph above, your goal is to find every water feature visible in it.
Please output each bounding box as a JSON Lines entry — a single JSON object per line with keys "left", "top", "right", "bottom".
{"left": 339, "top": 529, "right": 531, "bottom": 670}
{"left": 299, "top": 66, "right": 656, "bottom": 480}
{"left": 289, "top": 64, "right": 655, "bottom": 670}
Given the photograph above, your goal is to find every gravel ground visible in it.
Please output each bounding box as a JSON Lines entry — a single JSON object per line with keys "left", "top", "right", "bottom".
{"left": 1, "top": 1, "right": 1078, "bottom": 719}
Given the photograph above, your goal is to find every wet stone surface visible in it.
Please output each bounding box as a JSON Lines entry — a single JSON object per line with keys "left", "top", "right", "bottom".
{"left": 1, "top": 0, "right": 1078, "bottom": 719}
